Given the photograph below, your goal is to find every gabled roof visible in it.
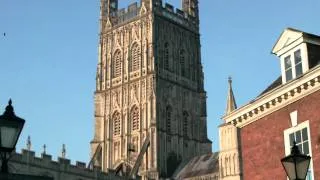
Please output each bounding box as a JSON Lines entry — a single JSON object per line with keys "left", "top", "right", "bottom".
{"left": 174, "top": 152, "right": 219, "bottom": 179}
{"left": 272, "top": 28, "right": 320, "bottom": 56}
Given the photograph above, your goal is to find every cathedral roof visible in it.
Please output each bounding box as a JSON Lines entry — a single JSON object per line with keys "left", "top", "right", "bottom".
{"left": 174, "top": 152, "right": 219, "bottom": 179}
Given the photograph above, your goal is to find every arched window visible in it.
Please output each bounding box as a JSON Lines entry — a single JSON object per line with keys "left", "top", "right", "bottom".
{"left": 164, "top": 42, "right": 169, "bottom": 70}
{"left": 180, "top": 50, "right": 185, "bottom": 77}
{"left": 113, "top": 112, "right": 121, "bottom": 136}
{"left": 131, "top": 43, "right": 140, "bottom": 72}
{"left": 183, "top": 111, "right": 188, "bottom": 137}
{"left": 112, "top": 50, "right": 122, "bottom": 78}
{"left": 131, "top": 106, "right": 139, "bottom": 131}
{"left": 166, "top": 106, "right": 172, "bottom": 134}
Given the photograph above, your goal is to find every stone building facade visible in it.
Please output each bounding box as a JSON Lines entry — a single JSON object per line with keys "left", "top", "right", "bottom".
{"left": 90, "top": 0, "right": 212, "bottom": 179}
{"left": 222, "top": 28, "right": 320, "bottom": 179}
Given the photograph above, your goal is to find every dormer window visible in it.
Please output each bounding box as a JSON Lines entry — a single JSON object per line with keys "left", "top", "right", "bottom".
{"left": 294, "top": 50, "right": 302, "bottom": 76}
{"left": 284, "top": 55, "right": 292, "bottom": 81}
{"left": 272, "top": 28, "right": 320, "bottom": 84}
{"left": 283, "top": 49, "right": 303, "bottom": 82}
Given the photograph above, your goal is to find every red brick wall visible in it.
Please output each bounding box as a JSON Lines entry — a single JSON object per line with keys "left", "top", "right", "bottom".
{"left": 241, "top": 90, "right": 320, "bottom": 180}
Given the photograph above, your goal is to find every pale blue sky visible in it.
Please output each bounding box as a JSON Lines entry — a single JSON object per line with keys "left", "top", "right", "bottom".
{"left": 0, "top": 0, "right": 319, "bottom": 163}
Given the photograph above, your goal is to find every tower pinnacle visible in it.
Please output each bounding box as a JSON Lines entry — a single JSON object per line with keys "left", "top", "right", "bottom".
{"left": 26, "top": 135, "right": 32, "bottom": 150}
{"left": 61, "top": 144, "right": 66, "bottom": 158}
{"left": 225, "top": 76, "right": 237, "bottom": 115}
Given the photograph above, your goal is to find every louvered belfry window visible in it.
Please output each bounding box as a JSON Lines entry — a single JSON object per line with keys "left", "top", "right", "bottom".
{"left": 113, "top": 50, "right": 122, "bottom": 78}
{"left": 183, "top": 111, "right": 188, "bottom": 137}
{"left": 113, "top": 112, "right": 121, "bottom": 136}
{"left": 180, "top": 50, "right": 185, "bottom": 77}
{"left": 131, "top": 106, "right": 139, "bottom": 131}
{"left": 166, "top": 106, "right": 172, "bottom": 134}
{"left": 131, "top": 43, "right": 140, "bottom": 72}
{"left": 164, "top": 42, "right": 169, "bottom": 70}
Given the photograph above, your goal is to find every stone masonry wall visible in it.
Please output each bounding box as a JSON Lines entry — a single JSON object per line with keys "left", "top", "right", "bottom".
{"left": 5, "top": 149, "right": 128, "bottom": 180}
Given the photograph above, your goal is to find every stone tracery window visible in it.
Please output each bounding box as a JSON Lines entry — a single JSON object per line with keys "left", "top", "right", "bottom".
{"left": 164, "top": 42, "right": 169, "bottom": 70}
{"left": 113, "top": 112, "right": 121, "bottom": 136}
{"left": 180, "top": 50, "right": 185, "bottom": 77}
{"left": 183, "top": 111, "right": 188, "bottom": 138}
{"left": 112, "top": 50, "right": 122, "bottom": 78}
{"left": 130, "top": 43, "right": 141, "bottom": 72}
{"left": 131, "top": 106, "right": 139, "bottom": 131}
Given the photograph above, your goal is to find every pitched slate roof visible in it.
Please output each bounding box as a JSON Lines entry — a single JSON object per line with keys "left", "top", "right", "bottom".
{"left": 258, "top": 76, "right": 282, "bottom": 96}
{"left": 174, "top": 152, "right": 219, "bottom": 179}
{"left": 286, "top": 27, "right": 320, "bottom": 39}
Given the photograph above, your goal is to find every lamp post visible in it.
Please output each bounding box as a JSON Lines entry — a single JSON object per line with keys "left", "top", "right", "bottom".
{"left": 0, "top": 99, "right": 25, "bottom": 173}
{"left": 281, "top": 141, "right": 311, "bottom": 180}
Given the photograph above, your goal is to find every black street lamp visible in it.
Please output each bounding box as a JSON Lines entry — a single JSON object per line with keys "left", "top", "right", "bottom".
{"left": 0, "top": 99, "right": 25, "bottom": 173}
{"left": 281, "top": 141, "right": 311, "bottom": 180}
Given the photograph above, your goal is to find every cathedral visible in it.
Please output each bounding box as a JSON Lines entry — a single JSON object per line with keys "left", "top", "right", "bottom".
{"left": 4, "top": 1, "right": 216, "bottom": 179}
{"left": 90, "top": 0, "right": 212, "bottom": 179}
{"left": 5, "top": 1, "right": 319, "bottom": 180}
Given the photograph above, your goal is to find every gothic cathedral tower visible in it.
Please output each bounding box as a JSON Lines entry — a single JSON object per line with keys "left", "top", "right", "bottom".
{"left": 91, "top": 0, "right": 211, "bottom": 179}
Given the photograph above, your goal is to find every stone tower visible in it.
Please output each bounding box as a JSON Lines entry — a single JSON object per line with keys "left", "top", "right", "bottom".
{"left": 91, "top": 0, "right": 211, "bottom": 179}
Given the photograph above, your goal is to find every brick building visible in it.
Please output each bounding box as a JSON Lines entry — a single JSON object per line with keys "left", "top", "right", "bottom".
{"left": 221, "top": 28, "right": 320, "bottom": 180}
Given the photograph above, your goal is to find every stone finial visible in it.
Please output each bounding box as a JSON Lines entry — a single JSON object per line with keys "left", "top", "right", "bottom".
{"left": 225, "top": 76, "right": 237, "bottom": 115}
{"left": 61, "top": 144, "right": 66, "bottom": 158}
{"left": 43, "top": 144, "right": 46, "bottom": 155}
{"left": 26, "top": 135, "right": 31, "bottom": 150}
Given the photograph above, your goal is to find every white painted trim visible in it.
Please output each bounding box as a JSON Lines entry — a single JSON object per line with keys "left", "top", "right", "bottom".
{"left": 280, "top": 43, "right": 308, "bottom": 84}
{"left": 302, "top": 43, "right": 309, "bottom": 74}
{"left": 272, "top": 29, "right": 320, "bottom": 56}
{"left": 283, "top": 120, "right": 314, "bottom": 180}
{"left": 272, "top": 29, "right": 303, "bottom": 55}
{"left": 277, "top": 37, "right": 304, "bottom": 57}
{"left": 238, "top": 81, "right": 320, "bottom": 128}
{"left": 289, "top": 110, "right": 298, "bottom": 127}
{"left": 223, "top": 65, "right": 320, "bottom": 128}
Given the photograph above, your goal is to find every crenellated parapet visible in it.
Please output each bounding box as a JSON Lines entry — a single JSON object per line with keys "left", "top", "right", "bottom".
{"left": 111, "top": 2, "right": 142, "bottom": 26}
{"left": 100, "top": 1, "right": 199, "bottom": 32}
{"left": 8, "top": 149, "right": 130, "bottom": 180}
{"left": 158, "top": 3, "right": 198, "bottom": 27}
{"left": 154, "top": 2, "right": 199, "bottom": 31}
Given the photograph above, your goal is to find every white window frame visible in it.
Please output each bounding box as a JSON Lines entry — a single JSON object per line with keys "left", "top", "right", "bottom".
{"left": 283, "top": 120, "right": 314, "bottom": 180}
{"left": 280, "top": 43, "right": 309, "bottom": 83}
{"left": 284, "top": 55, "right": 293, "bottom": 82}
